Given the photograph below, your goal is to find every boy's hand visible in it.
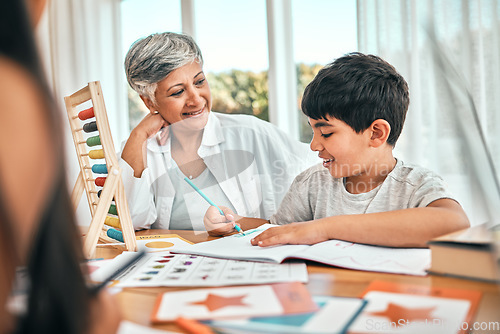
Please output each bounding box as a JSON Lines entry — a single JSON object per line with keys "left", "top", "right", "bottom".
{"left": 250, "top": 221, "right": 329, "bottom": 247}
{"left": 203, "top": 206, "right": 242, "bottom": 237}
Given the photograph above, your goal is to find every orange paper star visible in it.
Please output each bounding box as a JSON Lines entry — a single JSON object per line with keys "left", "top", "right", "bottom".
{"left": 190, "top": 293, "right": 248, "bottom": 312}
{"left": 369, "top": 302, "right": 437, "bottom": 323}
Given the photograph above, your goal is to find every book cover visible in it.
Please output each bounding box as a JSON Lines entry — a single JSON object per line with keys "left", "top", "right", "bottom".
{"left": 349, "top": 280, "right": 482, "bottom": 334}
{"left": 170, "top": 224, "right": 431, "bottom": 276}
{"left": 427, "top": 224, "right": 500, "bottom": 282}
{"left": 150, "top": 282, "right": 318, "bottom": 323}
{"left": 204, "top": 295, "right": 367, "bottom": 334}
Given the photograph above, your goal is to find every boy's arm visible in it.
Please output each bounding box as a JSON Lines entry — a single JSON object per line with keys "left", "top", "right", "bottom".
{"left": 251, "top": 198, "right": 469, "bottom": 248}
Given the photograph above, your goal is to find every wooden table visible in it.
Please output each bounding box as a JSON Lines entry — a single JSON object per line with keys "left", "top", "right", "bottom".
{"left": 94, "top": 229, "right": 500, "bottom": 333}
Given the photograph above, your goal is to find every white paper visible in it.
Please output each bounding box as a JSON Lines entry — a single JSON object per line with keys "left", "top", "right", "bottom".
{"left": 91, "top": 251, "right": 308, "bottom": 287}
{"left": 207, "top": 296, "right": 367, "bottom": 333}
{"left": 155, "top": 285, "right": 283, "bottom": 321}
{"left": 135, "top": 235, "right": 193, "bottom": 254}
{"left": 349, "top": 291, "right": 471, "bottom": 334}
{"left": 171, "top": 224, "right": 431, "bottom": 276}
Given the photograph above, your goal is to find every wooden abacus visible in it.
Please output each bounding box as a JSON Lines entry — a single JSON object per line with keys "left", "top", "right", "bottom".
{"left": 64, "top": 81, "right": 137, "bottom": 258}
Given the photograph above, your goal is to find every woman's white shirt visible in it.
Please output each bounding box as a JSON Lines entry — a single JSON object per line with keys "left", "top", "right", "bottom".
{"left": 119, "top": 112, "right": 317, "bottom": 230}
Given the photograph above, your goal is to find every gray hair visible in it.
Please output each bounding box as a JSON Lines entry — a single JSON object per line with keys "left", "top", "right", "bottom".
{"left": 124, "top": 32, "right": 203, "bottom": 104}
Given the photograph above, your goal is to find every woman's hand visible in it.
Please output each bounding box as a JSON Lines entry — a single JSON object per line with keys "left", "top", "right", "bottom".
{"left": 88, "top": 290, "right": 122, "bottom": 334}
{"left": 121, "top": 113, "right": 169, "bottom": 177}
{"left": 203, "top": 206, "right": 242, "bottom": 237}
{"left": 250, "top": 221, "right": 330, "bottom": 247}
{"left": 133, "top": 112, "right": 169, "bottom": 142}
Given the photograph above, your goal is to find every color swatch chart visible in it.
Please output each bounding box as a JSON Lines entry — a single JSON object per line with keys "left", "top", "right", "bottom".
{"left": 93, "top": 252, "right": 308, "bottom": 287}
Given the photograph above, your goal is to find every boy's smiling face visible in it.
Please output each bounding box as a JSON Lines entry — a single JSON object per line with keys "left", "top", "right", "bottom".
{"left": 309, "top": 116, "right": 373, "bottom": 179}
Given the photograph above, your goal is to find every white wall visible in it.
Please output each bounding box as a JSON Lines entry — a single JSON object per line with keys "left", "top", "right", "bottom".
{"left": 36, "top": 0, "right": 126, "bottom": 226}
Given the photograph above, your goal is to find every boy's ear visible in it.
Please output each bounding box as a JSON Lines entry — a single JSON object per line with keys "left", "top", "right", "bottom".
{"left": 139, "top": 95, "right": 157, "bottom": 114}
{"left": 368, "top": 119, "right": 391, "bottom": 148}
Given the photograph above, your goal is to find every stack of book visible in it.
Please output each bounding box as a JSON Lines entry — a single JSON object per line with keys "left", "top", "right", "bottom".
{"left": 427, "top": 224, "right": 500, "bottom": 282}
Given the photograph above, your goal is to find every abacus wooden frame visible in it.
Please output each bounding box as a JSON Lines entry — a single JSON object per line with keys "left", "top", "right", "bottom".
{"left": 65, "top": 81, "right": 137, "bottom": 258}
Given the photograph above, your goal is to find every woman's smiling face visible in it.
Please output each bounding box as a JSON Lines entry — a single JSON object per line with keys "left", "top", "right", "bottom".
{"left": 151, "top": 61, "right": 211, "bottom": 131}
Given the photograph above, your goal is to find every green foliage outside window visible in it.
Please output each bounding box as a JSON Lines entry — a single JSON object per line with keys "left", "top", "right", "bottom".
{"left": 127, "top": 63, "right": 323, "bottom": 142}
{"left": 207, "top": 70, "right": 269, "bottom": 121}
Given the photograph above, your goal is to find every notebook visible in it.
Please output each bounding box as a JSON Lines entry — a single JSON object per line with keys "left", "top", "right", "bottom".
{"left": 171, "top": 224, "right": 431, "bottom": 276}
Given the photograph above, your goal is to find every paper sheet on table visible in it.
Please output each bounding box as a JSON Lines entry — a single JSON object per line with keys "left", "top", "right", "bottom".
{"left": 151, "top": 282, "right": 317, "bottom": 323}
{"left": 171, "top": 224, "right": 431, "bottom": 276}
{"left": 205, "top": 295, "right": 367, "bottom": 333}
{"left": 135, "top": 234, "right": 193, "bottom": 254}
{"left": 91, "top": 251, "right": 308, "bottom": 287}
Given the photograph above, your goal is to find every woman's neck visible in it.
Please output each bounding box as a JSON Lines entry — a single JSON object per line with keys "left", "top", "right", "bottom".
{"left": 171, "top": 128, "right": 204, "bottom": 154}
{"left": 170, "top": 128, "right": 207, "bottom": 179}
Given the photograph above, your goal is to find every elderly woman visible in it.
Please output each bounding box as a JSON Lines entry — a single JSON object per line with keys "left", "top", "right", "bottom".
{"left": 120, "top": 32, "right": 316, "bottom": 231}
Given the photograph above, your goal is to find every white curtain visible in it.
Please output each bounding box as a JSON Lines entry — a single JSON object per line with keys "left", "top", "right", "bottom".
{"left": 36, "top": 0, "right": 126, "bottom": 225}
{"left": 357, "top": 0, "right": 500, "bottom": 226}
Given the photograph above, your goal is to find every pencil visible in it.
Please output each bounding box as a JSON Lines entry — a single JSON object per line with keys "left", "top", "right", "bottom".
{"left": 89, "top": 250, "right": 146, "bottom": 295}
{"left": 184, "top": 177, "right": 224, "bottom": 214}
{"left": 184, "top": 177, "right": 245, "bottom": 235}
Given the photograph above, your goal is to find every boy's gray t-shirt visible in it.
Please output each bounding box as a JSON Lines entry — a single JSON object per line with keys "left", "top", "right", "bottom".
{"left": 270, "top": 159, "right": 457, "bottom": 225}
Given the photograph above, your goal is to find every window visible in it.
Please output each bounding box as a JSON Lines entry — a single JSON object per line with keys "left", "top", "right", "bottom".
{"left": 120, "top": 0, "right": 181, "bottom": 129}
{"left": 120, "top": 0, "right": 358, "bottom": 142}
{"left": 195, "top": 0, "right": 269, "bottom": 121}
{"left": 292, "top": 0, "right": 358, "bottom": 142}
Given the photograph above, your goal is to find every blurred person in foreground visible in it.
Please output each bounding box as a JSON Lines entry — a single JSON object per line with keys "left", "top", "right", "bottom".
{"left": 0, "top": 0, "right": 121, "bottom": 333}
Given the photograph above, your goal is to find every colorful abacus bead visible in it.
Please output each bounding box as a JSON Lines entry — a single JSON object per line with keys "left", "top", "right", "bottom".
{"left": 91, "top": 164, "right": 107, "bottom": 174}
{"left": 83, "top": 121, "right": 98, "bottom": 133}
{"left": 86, "top": 135, "right": 101, "bottom": 147}
{"left": 95, "top": 177, "right": 106, "bottom": 187}
{"left": 89, "top": 149, "right": 104, "bottom": 159}
{"left": 78, "top": 107, "right": 94, "bottom": 120}
{"left": 107, "top": 228, "right": 124, "bottom": 242}
{"left": 104, "top": 216, "right": 121, "bottom": 229}
{"left": 108, "top": 204, "right": 118, "bottom": 215}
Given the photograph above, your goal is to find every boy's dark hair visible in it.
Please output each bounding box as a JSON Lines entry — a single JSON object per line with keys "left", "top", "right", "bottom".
{"left": 301, "top": 52, "right": 409, "bottom": 146}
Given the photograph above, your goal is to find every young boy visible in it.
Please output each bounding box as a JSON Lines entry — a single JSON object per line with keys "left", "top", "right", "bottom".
{"left": 204, "top": 52, "right": 469, "bottom": 248}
